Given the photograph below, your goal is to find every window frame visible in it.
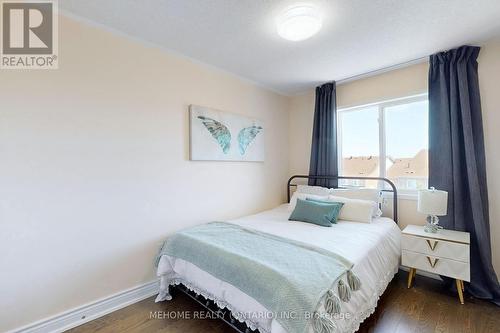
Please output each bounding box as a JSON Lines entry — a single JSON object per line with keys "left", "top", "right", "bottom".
{"left": 337, "top": 93, "right": 429, "bottom": 198}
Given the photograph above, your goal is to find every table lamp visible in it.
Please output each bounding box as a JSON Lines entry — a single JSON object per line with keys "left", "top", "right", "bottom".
{"left": 418, "top": 187, "right": 448, "bottom": 233}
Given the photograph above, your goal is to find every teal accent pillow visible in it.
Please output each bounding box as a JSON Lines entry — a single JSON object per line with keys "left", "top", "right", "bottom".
{"left": 289, "top": 199, "right": 344, "bottom": 227}
{"left": 305, "top": 198, "right": 345, "bottom": 224}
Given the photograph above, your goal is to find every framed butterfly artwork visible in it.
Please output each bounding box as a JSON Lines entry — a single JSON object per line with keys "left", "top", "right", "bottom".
{"left": 189, "top": 105, "right": 265, "bottom": 161}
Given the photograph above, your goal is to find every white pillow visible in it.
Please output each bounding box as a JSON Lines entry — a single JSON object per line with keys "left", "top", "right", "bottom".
{"left": 327, "top": 195, "right": 374, "bottom": 223}
{"left": 296, "top": 184, "right": 332, "bottom": 196}
{"left": 288, "top": 192, "right": 329, "bottom": 211}
{"left": 330, "top": 188, "right": 382, "bottom": 217}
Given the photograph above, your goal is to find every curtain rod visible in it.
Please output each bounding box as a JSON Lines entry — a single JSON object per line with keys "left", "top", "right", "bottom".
{"left": 336, "top": 55, "right": 429, "bottom": 85}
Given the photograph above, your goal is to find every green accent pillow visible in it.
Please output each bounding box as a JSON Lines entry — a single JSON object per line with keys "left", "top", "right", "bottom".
{"left": 305, "top": 198, "right": 345, "bottom": 224}
{"left": 289, "top": 199, "right": 344, "bottom": 227}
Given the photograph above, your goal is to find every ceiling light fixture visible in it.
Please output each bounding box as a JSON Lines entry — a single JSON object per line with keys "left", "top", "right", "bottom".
{"left": 276, "top": 4, "right": 323, "bottom": 42}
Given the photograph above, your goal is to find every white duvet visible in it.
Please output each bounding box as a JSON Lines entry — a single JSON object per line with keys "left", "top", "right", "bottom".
{"left": 156, "top": 204, "right": 401, "bottom": 333}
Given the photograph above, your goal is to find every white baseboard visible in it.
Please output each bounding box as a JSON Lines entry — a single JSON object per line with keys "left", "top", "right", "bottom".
{"left": 8, "top": 280, "right": 159, "bottom": 333}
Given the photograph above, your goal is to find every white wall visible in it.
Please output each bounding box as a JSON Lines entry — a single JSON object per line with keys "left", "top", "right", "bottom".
{"left": 0, "top": 16, "right": 289, "bottom": 332}
{"left": 288, "top": 41, "right": 500, "bottom": 276}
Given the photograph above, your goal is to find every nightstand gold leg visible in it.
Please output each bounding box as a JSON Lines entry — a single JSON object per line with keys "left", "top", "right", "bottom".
{"left": 460, "top": 280, "right": 465, "bottom": 291}
{"left": 456, "top": 279, "right": 464, "bottom": 304}
{"left": 407, "top": 268, "right": 416, "bottom": 288}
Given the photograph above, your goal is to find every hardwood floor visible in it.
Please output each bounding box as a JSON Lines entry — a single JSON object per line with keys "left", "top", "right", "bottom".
{"left": 68, "top": 272, "right": 500, "bottom": 333}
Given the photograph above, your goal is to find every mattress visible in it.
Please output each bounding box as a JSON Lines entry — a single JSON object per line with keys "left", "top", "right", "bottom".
{"left": 156, "top": 204, "right": 401, "bottom": 333}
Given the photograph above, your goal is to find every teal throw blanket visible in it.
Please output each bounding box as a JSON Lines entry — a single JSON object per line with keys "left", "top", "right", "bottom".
{"left": 156, "top": 222, "right": 361, "bottom": 333}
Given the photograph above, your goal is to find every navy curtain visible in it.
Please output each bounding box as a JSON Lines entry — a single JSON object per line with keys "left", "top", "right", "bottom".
{"left": 309, "top": 82, "right": 338, "bottom": 188}
{"left": 429, "top": 45, "right": 500, "bottom": 305}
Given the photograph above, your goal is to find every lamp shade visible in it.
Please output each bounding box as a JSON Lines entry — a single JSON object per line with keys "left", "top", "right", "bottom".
{"left": 417, "top": 188, "right": 448, "bottom": 216}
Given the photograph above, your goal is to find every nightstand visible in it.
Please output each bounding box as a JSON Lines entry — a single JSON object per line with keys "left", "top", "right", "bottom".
{"left": 401, "top": 225, "right": 470, "bottom": 304}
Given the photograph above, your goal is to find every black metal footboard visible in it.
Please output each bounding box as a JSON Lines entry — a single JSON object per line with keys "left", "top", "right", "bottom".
{"left": 171, "top": 284, "right": 257, "bottom": 333}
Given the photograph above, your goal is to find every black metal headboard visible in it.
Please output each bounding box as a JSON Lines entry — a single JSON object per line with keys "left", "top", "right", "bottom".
{"left": 287, "top": 175, "right": 398, "bottom": 224}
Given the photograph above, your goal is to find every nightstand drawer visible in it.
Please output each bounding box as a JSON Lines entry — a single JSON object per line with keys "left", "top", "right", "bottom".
{"left": 401, "top": 234, "right": 469, "bottom": 262}
{"left": 402, "top": 250, "right": 470, "bottom": 281}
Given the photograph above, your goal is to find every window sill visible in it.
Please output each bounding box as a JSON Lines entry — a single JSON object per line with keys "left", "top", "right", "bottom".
{"left": 382, "top": 191, "right": 418, "bottom": 201}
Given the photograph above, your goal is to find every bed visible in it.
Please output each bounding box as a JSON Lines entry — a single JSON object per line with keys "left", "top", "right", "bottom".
{"left": 155, "top": 175, "right": 401, "bottom": 333}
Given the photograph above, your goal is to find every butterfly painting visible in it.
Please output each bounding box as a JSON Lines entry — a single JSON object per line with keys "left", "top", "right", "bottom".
{"left": 190, "top": 105, "right": 265, "bottom": 161}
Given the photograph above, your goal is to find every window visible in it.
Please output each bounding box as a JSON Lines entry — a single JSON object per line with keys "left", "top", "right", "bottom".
{"left": 338, "top": 95, "right": 428, "bottom": 192}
